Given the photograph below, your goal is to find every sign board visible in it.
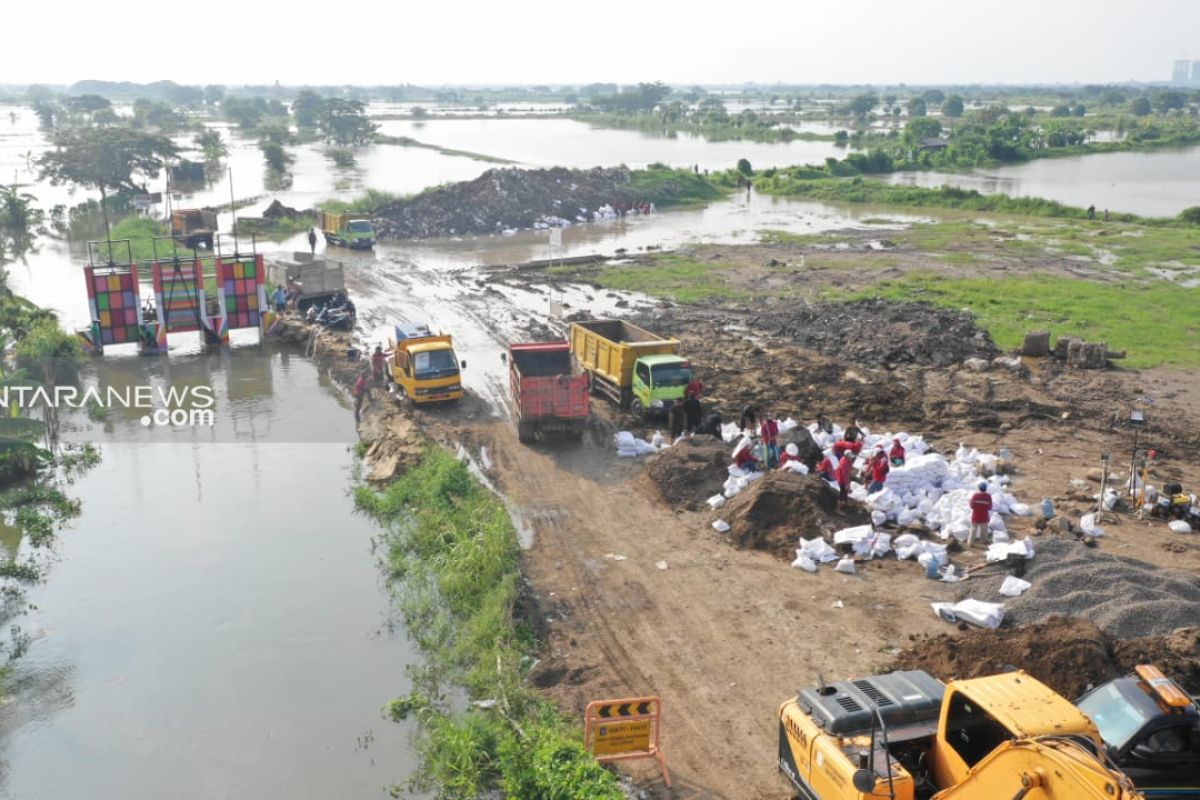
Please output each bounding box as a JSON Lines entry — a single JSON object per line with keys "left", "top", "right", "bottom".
{"left": 548, "top": 228, "right": 562, "bottom": 248}
{"left": 584, "top": 696, "right": 670, "bottom": 788}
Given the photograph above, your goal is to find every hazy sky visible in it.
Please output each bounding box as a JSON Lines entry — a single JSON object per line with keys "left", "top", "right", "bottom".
{"left": 3, "top": 0, "right": 1197, "bottom": 86}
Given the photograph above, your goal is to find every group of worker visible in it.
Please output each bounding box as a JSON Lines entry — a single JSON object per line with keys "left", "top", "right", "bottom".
{"left": 352, "top": 344, "right": 391, "bottom": 421}
{"left": 665, "top": 379, "right": 709, "bottom": 439}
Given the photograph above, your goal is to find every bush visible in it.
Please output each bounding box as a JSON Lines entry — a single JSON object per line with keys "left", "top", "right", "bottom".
{"left": 1180, "top": 206, "right": 1200, "bottom": 225}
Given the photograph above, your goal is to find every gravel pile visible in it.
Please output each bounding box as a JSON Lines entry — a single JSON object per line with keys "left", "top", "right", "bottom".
{"left": 754, "top": 298, "right": 998, "bottom": 367}
{"left": 965, "top": 537, "right": 1200, "bottom": 639}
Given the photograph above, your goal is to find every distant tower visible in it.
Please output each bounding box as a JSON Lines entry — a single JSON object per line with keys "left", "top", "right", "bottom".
{"left": 1173, "top": 60, "right": 1192, "bottom": 84}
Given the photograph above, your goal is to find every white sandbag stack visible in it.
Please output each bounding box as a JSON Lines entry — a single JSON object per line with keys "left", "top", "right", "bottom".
{"left": 614, "top": 431, "right": 663, "bottom": 457}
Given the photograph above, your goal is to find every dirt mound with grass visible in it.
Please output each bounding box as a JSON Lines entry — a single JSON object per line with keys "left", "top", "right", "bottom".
{"left": 891, "top": 616, "right": 1200, "bottom": 698}
{"left": 644, "top": 437, "right": 730, "bottom": 511}
{"left": 721, "top": 471, "right": 867, "bottom": 557}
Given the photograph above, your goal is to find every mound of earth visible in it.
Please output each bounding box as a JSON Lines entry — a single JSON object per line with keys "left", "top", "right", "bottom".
{"left": 645, "top": 437, "right": 730, "bottom": 511}
{"left": 756, "top": 298, "right": 997, "bottom": 367}
{"left": 890, "top": 617, "right": 1200, "bottom": 697}
{"left": 721, "top": 471, "right": 867, "bottom": 557}
{"left": 371, "top": 166, "right": 706, "bottom": 240}
{"left": 963, "top": 537, "right": 1200, "bottom": 639}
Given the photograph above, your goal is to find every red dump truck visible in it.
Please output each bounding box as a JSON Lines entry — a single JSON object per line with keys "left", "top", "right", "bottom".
{"left": 507, "top": 341, "right": 590, "bottom": 443}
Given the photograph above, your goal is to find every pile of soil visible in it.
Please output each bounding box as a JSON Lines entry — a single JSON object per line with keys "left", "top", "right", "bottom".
{"left": 262, "top": 199, "right": 309, "bottom": 221}
{"left": 755, "top": 298, "right": 998, "bottom": 367}
{"left": 721, "top": 471, "right": 867, "bottom": 557}
{"left": 644, "top": 438, "right": 730, "bottom": 511}
{"left": 964, "top": 537, "right": 1200, "bottom": 639}
{"left": 891, "top": 616, "right": 1200, "bottom": 697}
{"left": 372, "top": 167, "right": 697, "bottom": 240}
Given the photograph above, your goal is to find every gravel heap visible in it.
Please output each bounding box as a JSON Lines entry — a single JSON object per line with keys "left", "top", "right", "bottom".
{"left": 753, "top": 298, "right": 998, "bottom": 367}
{"left": 965, "top": 537, "right": 1200, "bottom": 639}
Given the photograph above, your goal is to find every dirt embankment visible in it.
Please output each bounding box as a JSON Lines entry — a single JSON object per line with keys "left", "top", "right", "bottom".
{"left": 892, "top": 617, "right": 1200, "bottom": 698}
{"left": 372, "top": 166, "right": 699, "bottom": 240}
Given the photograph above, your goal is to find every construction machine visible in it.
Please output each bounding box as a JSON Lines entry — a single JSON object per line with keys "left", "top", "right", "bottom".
{"left": 778, "top": 669, "right": 1146, "bottom": 799}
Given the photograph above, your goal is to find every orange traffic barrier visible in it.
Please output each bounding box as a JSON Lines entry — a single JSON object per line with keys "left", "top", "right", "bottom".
{"left": 583, "top": 696, "right": 670, "bottom": 788}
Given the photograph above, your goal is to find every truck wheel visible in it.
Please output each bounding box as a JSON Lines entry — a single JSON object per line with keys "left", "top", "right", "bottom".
{"left": 630, "top": 398, "right": 646, "bottom": 422}
{"left": 517, "top": 422, "right": 535, "bottom": 443}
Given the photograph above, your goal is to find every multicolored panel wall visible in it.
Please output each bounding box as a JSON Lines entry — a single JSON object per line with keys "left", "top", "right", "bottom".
{"left": 152, "top": 260, "right": 205, "bottom": 336}
{"left": 84, "top": 266, "right": 142, "bottom": 345}
{"left": 216, "top": 255, "right": 266, "bottom": 332}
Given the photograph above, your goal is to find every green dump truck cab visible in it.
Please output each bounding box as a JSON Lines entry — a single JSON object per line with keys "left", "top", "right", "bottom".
{"left": 319, "top": 210, "right": 376, "bottom": 250}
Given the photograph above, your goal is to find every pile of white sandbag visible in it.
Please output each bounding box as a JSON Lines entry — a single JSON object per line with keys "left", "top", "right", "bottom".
{"left": 722, "top": 466, "right": 763, "bottom": 499}
{"left": 931, "top": 598, "right": 1005, "bottom": 629}
{"left": 614, "top": 431, "right": 666, "bottom": 458}
{"left": 791, "top": 536, "right": 839, "bottom": 571}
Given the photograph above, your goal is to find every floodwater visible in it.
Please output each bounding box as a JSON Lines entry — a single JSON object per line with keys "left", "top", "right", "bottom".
{"left": 0, "top": 350, "right": 420, "bottom": 799}
{"left": 888, "top": 145, "right": 1200, "bottom": 218}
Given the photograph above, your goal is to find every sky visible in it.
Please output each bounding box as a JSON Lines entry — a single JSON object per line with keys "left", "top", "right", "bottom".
{"left": 2, "top": 0, "right": 1198, "bottom": 87}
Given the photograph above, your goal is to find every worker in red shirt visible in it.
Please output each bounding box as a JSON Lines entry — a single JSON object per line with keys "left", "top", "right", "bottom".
{"left": 816, "top": 453, "right": 837, "bottom": 482}
{"left": 867, "top": 448, "right": 890, "bottom": 492}
{"left": 835, "top": 450, "right": 855, "bottom": 511}
{"left": 759, "top": 417, "right": 780, "bottom": 468}
{"left": 889, "top": 437, "right": 906, "bottom": 466}
{"left": 685, "top": 377, "right": 703, "bottom": 400}
{"left": 733, "top": 440, "right": 759, "bottom": 472}
{"left": 778, "top": 443, "right": 801, "bottom": 469}
{"left": 353, "top": 370, "right": 369, "bottom": 422}
{"left": 371, "top": 345, "right": 388, "bottom": 385}
{"left": 832, "top": 438, "right": 863, "bottom": 459}
{"left": 969, "top": 481, "right": 993, "bottom": 547}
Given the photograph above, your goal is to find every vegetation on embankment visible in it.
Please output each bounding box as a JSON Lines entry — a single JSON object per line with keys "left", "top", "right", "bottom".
{"left": 572, "top": 109, "right": 823, "bottom": 143}
{"left": 318, "top": 189, "right": 404, "bottom": 215}
{"left": 852, "top": 274, "right": 1200, "bottom": 369}
{"left": 355, "top": 449, "right": 624, "bottom": 799}
{"left": 373, "top": 133, "right": 518, "bottom": 164}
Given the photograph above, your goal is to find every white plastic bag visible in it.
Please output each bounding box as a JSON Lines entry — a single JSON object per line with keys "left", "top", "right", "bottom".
{"left": 1080, "top": 513, "right": 1105, "bottom": 538}
{"left": 791, "top": 552, "right": 818, "bottom": 572}
{"left": 1168, "top": 519, "right": 1194, "bottom": 534}
{"left": 946, "top": 598, "right": 1006, "bottom": 629}
{"left": 706, "top": 494, "right": 727, "bottom": 510}
{"left": 835, "top": 556, "right": 856, "bottom": 574}
{"left": 999, "top": 575, "right": 1032, "bottom": 597}
{"left": 712, "top": 519, "right": 730, "bottom": 533}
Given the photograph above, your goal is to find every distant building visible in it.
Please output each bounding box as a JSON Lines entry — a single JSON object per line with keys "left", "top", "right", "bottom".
{"left": 1173, "top": 60, "right": 1192, "bottom": 84}
{"left": 1193, "top": 61, "right": 1200, "bottom": 85}
{"left": 920, "top": 137, "right": 950, "bottom": 152}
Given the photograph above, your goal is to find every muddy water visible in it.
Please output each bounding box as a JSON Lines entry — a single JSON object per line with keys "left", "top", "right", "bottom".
{"left": 0, "top": 352, "right": 421, "bottom": 799}
{"left": 888, "top": 144, "right": 1200, "bottom": 217}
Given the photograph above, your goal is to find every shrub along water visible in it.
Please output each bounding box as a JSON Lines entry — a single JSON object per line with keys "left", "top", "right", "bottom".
{"left": 355, "top": 449, "right": 624, "bottom": 799}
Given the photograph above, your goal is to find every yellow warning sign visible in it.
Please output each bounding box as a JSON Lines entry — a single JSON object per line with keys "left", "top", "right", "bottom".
{"left": 592, "top": 719, "right": 652, "bottom": 756}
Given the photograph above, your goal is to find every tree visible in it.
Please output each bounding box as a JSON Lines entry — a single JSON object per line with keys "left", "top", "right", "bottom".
{"left": 257, "top": 123, "right": 294, "bottom": 173}
{"left": 194, "top": 129, "right": 227, "bottom": 164}
{"left": 1180, "top": 206, "right": 1200, "bottom": 225}
{"left": 1050, "top": 104, "right": 1072, "bottom": 117}
{"left": 942, "top": 95, "right": 965, "bottom": 118}
{"left": 0, "top": 184, "right": 44, "bottom": 239}
{"left": 736, "top": 158, "right": 752, "bottom": 176}
{"left": 37, "top": 127, "right": 178, "bottom": 230}
{"left": 1154, "top": 91, "right": 1187, "bottom": 113}
{"left": 1071, "top": 103, "right": 1086, "bottom": 117}
{"left": 317, "top": 98, "right": 377, "bottom": 145}
{"left": 292, "top": 89, "right": 324, "bottom": 129}
{"left": 907, "top": 97, "right": 927, "bottom": 117}
{"left": 921, "top": 89, "right": 946, "bottom": 105}
{"left": 1131, "top": 97, "right": 1152, "bottom": 116}
{"left": 904, "top": 117, "right": 943, "bottom": 146}
{"left": 847, "top": 93, "right": 878, "bottom": 118}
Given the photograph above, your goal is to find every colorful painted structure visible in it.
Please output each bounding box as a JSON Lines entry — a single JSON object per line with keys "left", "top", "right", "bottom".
{"left": 80, "top": 235, "right": 273, "bottom": 355}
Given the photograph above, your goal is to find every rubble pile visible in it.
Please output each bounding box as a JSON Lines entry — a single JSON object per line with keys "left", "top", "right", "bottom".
{"left": 753, "top": 299, "right": 998, "bottom": 367}
{"left": 372, "top": 167, "right": 691, "bottom": 240}
{"left": 645, "top": 438, "right": 731, "bottom": 511}
{"left": 721, "top": 472, "right": 866, "bottom": 556}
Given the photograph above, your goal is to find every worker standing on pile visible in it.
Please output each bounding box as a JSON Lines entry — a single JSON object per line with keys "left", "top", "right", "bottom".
{"left": 353, "top": 369, "right": 369, "bottom": 422}
{"left": 760, "top": 417, "right": 780, "bottom": 468}
{"left": 867, "top": 447, "right": 890, "bottom": 492}
{"left": 739, "top": 404, "right": 759, "bottom": 433}
{"left": 832, "top": 437, "right": 863, "bottom": 459}
{"left": 816, "top": 414, "right": 833, "bottom": 435}
{"left": 836, "top": 450, "right": 855, "bottom": 511}
{"left": 685, "top": 376, "right": 703, "bottom": 401}
{"left": 668, "top": 401, "right": 686, "bottom": 441}
{"left": 890, "top": 437, "right": 906, "bottom": 466}
{"left": 371, "top": 345, "right": 388, "bottom": 386}
{"left": 969, "top": 481, "right": 993, "bottom": 547}
{"left": 683, "top": 390, "right": 703, "bottom": 433}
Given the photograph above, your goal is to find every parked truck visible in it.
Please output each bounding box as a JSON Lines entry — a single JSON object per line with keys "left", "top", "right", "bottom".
{"left": 388, "top": 322, "right": 464, "bottom": 404}
{"left": 170, "top": 209, "right": 219, "bottom": 250}
{"left": 319, "top": 210, "right": 376, "bottom": 250}
{"left": 506, "top": 341, "right": 590, "bottom": 443}
{"left": 568, "top": 320, "right": 693, "bottom": 420}
{"left": 266, "top": 255, "right": 345, "bottom": 312}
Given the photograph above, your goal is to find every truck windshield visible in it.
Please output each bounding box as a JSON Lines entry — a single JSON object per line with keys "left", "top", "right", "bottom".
{"left": 348, "top": 221, "right": 374, "bottom": 233}
{"left": 1078, "top": 682, "right": 1153, "bottom": 750}
{"left": 413, "top": 349, "right": 459, "bottom": 379}
{"left": 650, "top": 363, "right": 693, "bottom": 388}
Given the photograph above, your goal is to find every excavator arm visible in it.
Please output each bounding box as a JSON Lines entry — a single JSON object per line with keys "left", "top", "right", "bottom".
{"left": 932, "top": 737, "right": 1144, "bottom": 800}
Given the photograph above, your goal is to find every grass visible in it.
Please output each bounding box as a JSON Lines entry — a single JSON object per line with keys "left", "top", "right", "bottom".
{"left": 101, "top": 216, "right": 171, "bottom": 263}
{"left": 235, "top": 214, "right": 314, "bottom": 237}
{"left": 551, "top": 254, "right": 744, "bottom": 303}
{"left": 854, "top": 273, "right": 1200, "bottom": 368}
{"left": 319, "top": 189, "right": 403, "bottom": 214}
{"left": 625, "top": 164, "right": 727, "bottom": 207}
{"left": 356, "top": 449, "right": 623, "bottom": 799}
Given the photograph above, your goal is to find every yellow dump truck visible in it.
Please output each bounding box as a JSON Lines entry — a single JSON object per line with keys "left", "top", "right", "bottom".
{"left": 319, "top": 210, "right": 376, "bottom": 250}
{"left": 388, "top": 323, "right": 465, "bottom": 404}
{"left": 568, "top": 320, "right": 692, "bottom": 419}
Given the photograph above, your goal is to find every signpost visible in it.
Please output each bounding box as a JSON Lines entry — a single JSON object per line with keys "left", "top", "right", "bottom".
{"left": 584, "top": 696, "right": 670, "bottom": 788}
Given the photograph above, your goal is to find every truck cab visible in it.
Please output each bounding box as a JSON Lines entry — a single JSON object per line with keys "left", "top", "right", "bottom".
{"left": 319, "top": 210, "right": 376, "bottom": 250}
{"left": 388, "top": 323, "right": 464, "bottom": 404}
{"left": 170, "top": 209, "right": 218, "bottom": 250}
{"left": 1077, "top": 665, "right": 1200, "bottom": 796}
{"left": 631, "top": 354, "right": 693, "bottom": 420}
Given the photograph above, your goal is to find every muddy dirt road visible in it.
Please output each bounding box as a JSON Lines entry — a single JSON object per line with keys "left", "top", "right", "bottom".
{"left": 330, "top": 237, "right": 1200, "bottom": 799}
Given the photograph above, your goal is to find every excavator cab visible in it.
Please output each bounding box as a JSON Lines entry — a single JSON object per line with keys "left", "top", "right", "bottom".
{"left": 1077, "top": 665, "right": 1200, "bottom": 797}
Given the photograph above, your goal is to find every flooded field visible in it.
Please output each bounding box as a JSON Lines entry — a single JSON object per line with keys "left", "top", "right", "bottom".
{"left": 0, "top": 352, "right": 419, "bottom": 799}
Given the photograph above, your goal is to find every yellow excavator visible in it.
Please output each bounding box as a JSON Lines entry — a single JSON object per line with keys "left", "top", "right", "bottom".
{"left": 778, "top": 669, "right": 1145, "bottom": 799}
